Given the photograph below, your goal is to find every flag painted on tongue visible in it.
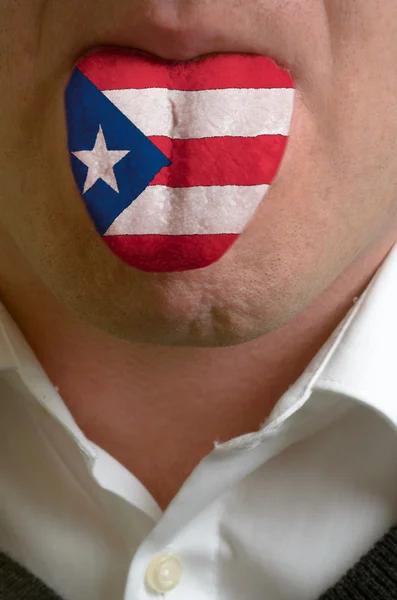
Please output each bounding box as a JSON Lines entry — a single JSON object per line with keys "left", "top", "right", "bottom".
{"left": 65, "top": 49, "right": 294, "bottom": 273}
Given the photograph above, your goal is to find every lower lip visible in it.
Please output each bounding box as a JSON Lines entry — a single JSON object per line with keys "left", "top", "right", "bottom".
{"left": 65, "top": 48, "right": 294, "bottom": 273}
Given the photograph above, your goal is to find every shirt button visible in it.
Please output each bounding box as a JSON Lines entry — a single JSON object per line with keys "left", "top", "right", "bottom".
{"left": 145, "top": 554, "right": 182, "bottom": 594}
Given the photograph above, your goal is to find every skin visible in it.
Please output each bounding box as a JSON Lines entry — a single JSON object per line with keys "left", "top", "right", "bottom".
{"left": 0, "top": 0, "right": 397, "bottom": 508}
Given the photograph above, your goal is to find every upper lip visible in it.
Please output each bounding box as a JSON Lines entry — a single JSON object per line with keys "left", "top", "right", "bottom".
{"left": 77, "top": 4, "right": 277, "bottom": 65}
{"left": 73, "top": 2, "right": 299, "bottom": 78}
{"left": 82, "top": 44, "right": 224, "bottom": 65}
{"left": 94, "top": 34, "right": 249, "bottom": 65}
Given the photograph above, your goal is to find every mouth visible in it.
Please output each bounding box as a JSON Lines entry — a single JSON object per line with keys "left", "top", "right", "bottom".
{"left": 65, "top": 46, "right": 294, "bottom": 273}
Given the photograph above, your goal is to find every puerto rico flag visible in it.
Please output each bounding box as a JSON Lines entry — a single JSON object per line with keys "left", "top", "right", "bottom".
{"left": 65, "top": 49, "right": 294, "bottom": 273}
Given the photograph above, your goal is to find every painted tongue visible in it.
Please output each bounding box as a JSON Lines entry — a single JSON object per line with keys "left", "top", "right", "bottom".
{"left": 65, "top": 48, "right": 294, "bottom": 272}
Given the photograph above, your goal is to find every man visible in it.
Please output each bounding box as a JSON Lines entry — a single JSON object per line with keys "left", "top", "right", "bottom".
{"left": 1, "top": 0, "right": 397, "bottom": 598}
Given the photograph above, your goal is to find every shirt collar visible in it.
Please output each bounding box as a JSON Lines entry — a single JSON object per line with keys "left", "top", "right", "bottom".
{"left": 263, "top": 240, "right": 397, "bottom": 433}
{"left": 314, "top": 241, "right": 397, "bottom": 427}
{"left": 1, "top": 241, "right": 397, "bottom": 450}
{"left": 0, "top": 299, "right": 97, "bottom": 465}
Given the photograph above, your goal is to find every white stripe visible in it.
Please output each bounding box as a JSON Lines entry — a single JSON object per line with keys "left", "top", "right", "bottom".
{"left": 103, "top": 88, "right": 294, "bottom": 138}
{"left": 104, "top": 184, "right": 269, "bottom": 236}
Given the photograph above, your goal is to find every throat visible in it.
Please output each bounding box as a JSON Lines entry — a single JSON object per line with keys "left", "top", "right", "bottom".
{"left": 69, "top": 388, "right": 276, "bottom": 511}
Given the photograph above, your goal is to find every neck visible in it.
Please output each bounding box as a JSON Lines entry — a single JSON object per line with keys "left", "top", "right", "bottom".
{"left": 0, "top": 228, "right": 395, "bottom": 508}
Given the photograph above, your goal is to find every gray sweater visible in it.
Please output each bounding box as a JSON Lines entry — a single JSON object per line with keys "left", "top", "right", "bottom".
{"left": 2, "top": 525, "right": 397, "bottom": 599}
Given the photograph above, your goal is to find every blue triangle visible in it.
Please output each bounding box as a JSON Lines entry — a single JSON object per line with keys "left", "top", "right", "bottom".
{"left": 65, "top": 68, "right": 171, "bottom": 235}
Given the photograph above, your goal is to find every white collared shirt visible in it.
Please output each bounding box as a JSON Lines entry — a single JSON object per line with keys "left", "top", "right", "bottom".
{"left": 2, "top": 244, "right": 397, "bottom": 600}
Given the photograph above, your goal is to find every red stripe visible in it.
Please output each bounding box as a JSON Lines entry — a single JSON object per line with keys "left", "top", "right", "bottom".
{"left": 78, "top": 49, "right": 294, "bottom": 91}
{"left": 148, "top": 135, "right": 288, "bottom": 187}
{"left": 103, "top": 233, "right": 239, "bottom": 272}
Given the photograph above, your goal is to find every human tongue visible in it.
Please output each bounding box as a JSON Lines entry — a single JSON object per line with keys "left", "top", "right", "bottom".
{"left": 65, "top": 48, "right": 294, "bottom": 272}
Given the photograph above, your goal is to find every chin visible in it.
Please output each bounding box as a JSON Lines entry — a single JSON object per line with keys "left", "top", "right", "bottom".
{"left": 47, "top": 233, "right": 308, "bottom": 349}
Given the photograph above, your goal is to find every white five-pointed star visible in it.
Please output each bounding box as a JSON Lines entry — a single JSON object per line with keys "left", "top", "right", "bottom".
{"left": 72, "top": 125, "right": 130, "bottom": 194}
